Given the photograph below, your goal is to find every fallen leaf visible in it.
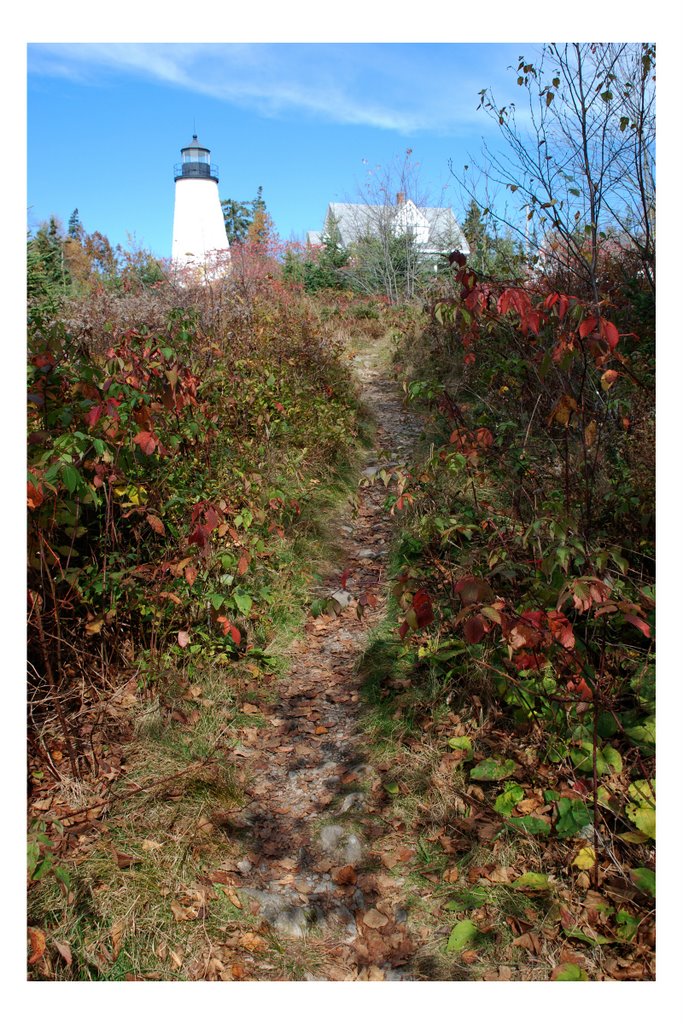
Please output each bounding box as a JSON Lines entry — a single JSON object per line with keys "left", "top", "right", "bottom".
{"left": 142, "top": 839, "right": 163, "bottom": 852}
{"left": 170, "top": 900, "right": 198, "bottom": 922}
{"left": 443, "top": 867, "right": 460, "bottom": 883}
{"left": 224, "top": 888, "right": 242, "bottom": 909}
{"left": 363, "top": 908, "right": 389, "bottom": 929}
{"left": 53, "top": 939, "right": 72, "bottom": 967}
{"left": 177, "top": 630, "right": 190, "bottom": 648}
{"left": 146, "top": 513, "right": 165, "bottom": 536}
{"left": 169, "top": 949, "right": 183, "bottom": 969}
{"left": 111, "top": 919, "right": 125, "bottom": 957}
{"left": 572, "top": 847, "right": 596, "bottom": 871}
{"left": 447, "top": 919, "right": 484, "bottom": 952}
{"left": 114, "top": 850, "right": 141, "bottom": 870}
{"left": 332, "top": 865, "right": 357, "bottom": 886}
{"left": 380, "top": 851, "right": 399, "bottom": 869}
{"left": 27, "top": 927, "right": 46, "bottom": 965}
{"left": 240, "top": 932, "right": 268, "bottom": 953}
{"left": 513, "top": 930, "right": 542, "bottom": 954}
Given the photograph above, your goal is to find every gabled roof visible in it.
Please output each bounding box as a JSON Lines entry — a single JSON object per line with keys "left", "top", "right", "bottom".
{"left": 309, "top": 201, "right": 469, "bottom": 254}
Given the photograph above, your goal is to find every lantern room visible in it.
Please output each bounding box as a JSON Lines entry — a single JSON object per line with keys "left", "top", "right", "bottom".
{"left": 174, "top": 134, "right": 219, "bottom": 182}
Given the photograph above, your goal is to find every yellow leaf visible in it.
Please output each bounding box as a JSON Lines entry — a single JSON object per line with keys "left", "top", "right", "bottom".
{"left": 572, "top": 846, "right": 596, "bottom": 870}
{"left": 128, "top": 486, "right": 147, "bottom": 506}
{"left": 548, "top": 394, "right": 578, "bottom": 428}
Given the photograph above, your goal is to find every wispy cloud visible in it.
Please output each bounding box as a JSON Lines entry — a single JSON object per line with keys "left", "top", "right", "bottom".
{"left": 28, "top": 42, "right": 526, "bottom": 135}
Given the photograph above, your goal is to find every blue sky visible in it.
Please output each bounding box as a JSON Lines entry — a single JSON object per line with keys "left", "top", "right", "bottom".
{"left": 28, "top": 42, "right": 542, "bottom": 257}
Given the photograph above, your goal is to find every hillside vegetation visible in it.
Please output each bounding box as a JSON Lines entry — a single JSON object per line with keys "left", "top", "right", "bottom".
{"left": 27, "top": 42, "right": 655, "bottom": 983}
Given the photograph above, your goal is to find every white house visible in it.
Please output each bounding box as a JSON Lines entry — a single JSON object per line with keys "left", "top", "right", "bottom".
{"left": 308, "top": 194, "right": 469, "bottom": 261}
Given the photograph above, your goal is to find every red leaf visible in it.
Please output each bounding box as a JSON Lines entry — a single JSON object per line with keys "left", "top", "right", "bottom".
{"left": 237, "top": 555, "right": 249, "bottom": 576}
{"left": 133, "top": 430, "right": 157, "bottom": 455}
{"left": 188, "top": 523, "right": 210, "bottom": 548}
{"left": 27, "top": 481, "right": 44, "bottom": 511}
{"left": 184, "top": 564, "right": 198, "bottom": 587}
{"left": 217, "top": 617, "right": 241, "bottom": 644}
{"left": 340, "top": 569, "right": 350, "bottom": 591}
{"left": 599, "top": 318, "right": 620, "bottom": 351}
{"left": 412, "top": 589, "right": 435, "bottom": 628}
{"left": 579, "top": 316, "right": 598, "bottom": 339}
{"left": 546, "top": 610, "right": 575, "bottom": 649}
{"left": 623, "top": 614, "right": 651, "bottom": 638}
{"left": 463, "top": 614, "right": 487, "bottom": 644}
{"left": 85, "top": 403, "right": 103, "bottom": 428}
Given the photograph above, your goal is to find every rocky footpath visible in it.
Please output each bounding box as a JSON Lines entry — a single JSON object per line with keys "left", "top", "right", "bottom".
{"left": 219, "top": 344, "right": 426, "bottom": 980}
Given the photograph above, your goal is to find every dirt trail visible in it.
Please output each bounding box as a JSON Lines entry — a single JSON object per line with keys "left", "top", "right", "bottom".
{"left": 225, "top": 340, "right": 426, "bottom": 980}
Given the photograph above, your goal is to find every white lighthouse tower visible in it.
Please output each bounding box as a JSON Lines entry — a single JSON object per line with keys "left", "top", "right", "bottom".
{"left": 171, "top": 133, "right": 230, "bottom": 273}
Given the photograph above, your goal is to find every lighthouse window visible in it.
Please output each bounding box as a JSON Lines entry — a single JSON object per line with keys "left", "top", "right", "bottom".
{"left": 185, "top": 148, "right": 209, "bottom": 164}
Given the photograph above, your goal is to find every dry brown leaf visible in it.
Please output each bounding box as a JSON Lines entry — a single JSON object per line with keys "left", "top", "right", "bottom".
{"left": 208, "top": 868, "right": 238, "bottom": 885}
{"left": 363, "top": 909, "right": 389, "bottom": 929}
{"left": 240, "top": 932, "right": 268, "bottom": 953}
{"left": 358, "top": 965, "right": 385, "bottom": 981}
{"left": 170, "top": 900, "right": 198, "bottom": 922}
{"left": 114, "top": 849, "right": 141, "bottom": 869}
{"left": 231, "top": 963, "right": 247, "bottom": 980}
{"left": 332, "top": 865, "right": 357, "bottom": 886}
{"left": 487, "top": 865, "right": 514, "bottom": 883}
{"left": 169, "top": 949, "right": 183, "bottom": 969}
{"left": 206, "top": 957, "right": 227, "bottom": 980}
{"left": 241, "top": 703, "right": 260, "bottom": 715}
{"left": 146, "top": 514, "right": 165, "bottom": 536}
{"left": 142, "top": 839, "right": 163, "bottom": 852}
{"left": 111, "top": 919, "right": 125, "bottom": 958}
{"left": 27, "top": 927, "right": 46, "bottom": 965}
{"left": 517, "top": 797, "right": 542, "bottom": 814}
{"left": 443, "top": 867, "right": 459, "bottom": 883}
{"left": 513, "top": 930, "right": 541, "bottom": 954}
{"left": 223, "top": 888, "right": 242, "bottom": 909}
{"left": 53, "top": 939, "right": 72, "bottom": 967}
{"left": 380, "top": 851, "right": 399, "bottom": 869}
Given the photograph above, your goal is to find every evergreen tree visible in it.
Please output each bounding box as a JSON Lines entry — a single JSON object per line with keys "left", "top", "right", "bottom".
{"left": 67, "top": 208, "right": 83, "bottom": 240}
{"left": 221, "top": 198, "right": 253, "bottom": 243}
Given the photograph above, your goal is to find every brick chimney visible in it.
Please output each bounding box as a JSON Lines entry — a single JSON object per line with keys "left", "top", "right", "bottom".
{"left": 396, "top": 192, "right": 406, "bottom": 205}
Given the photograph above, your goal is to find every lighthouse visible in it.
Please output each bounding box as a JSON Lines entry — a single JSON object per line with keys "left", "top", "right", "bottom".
{"left": 171, "top": 134, "right": 230, "bottom": 272}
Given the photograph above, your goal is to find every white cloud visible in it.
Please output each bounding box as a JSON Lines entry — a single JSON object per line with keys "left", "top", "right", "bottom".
{"left": 28, "top": 42, "right": 524, "bottom": 135}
